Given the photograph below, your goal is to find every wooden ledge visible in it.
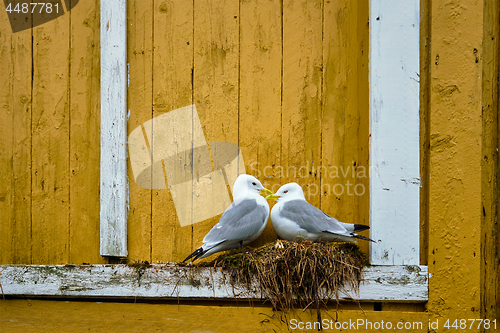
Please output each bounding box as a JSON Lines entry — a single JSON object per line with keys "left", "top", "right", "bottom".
{"left": 0, "top": 264, "right": 428, "bottom": 302}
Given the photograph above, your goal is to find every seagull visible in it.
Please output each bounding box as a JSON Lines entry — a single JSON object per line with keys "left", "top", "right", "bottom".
{"left": 183, "top": 174, "right": 273, "bottom": 262}
{"left": 266, "top": 183, "right": 374, "bottom": 243}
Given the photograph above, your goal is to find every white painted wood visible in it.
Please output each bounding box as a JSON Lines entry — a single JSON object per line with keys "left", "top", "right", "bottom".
{"left": 369, "top": 0, "right": 420, "bottom": 265}
{"left": 100, "top": 0, "right": 128, "bottom": 257}
{"left": 360, "top": 265, "right": 428, "bottom": 301}
{"left": 0, "top": 265, "right": 428, "bottom": 302}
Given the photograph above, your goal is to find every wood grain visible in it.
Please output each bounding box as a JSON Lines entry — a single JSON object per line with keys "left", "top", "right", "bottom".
{"left": 282, "top": 0, "right": 322, "bottom": 209}
{"left": 322, "top": 0, "right": 370, "bottom": 258}
{"left": 100, "top": 0, "right": 128, "bottom": 257}
{"left": 427, "top": 0, "right": 483, "bottom": 322}
{"left": 0, "top": 1, "right": 373, "bottom": 265}
{"left": 0, "top": 264, "right": 428, "bottom": 302}
{"left": 152, "top": 0, "right": 194, "bottom": 262}
{"left": 481, "top": 0, "right": 500, "bottom": 322}
{"left": 31, "top": 2, "right": 71, "bottom": 264}
{"left": 192, "top": 0, "right": 240, "bottom": 254}
{"left": 369, "top": 0, "right": 420, "bottom": 265}
{"left": 69, "top": 0, "right": 103, "bottom": 264}
{"left": 0, "top": 299, "right": 428, "bottom": 332}
{"left": 239, "top": 0, "right": 282, "bottom": 246}
{"left": 127, "top": 0, "right": 154, "bottom": 263}
{"left": 0, "top": 6, "right": 32, "bottom": 264}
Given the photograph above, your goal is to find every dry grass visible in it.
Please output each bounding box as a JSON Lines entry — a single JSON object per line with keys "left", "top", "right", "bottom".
{"left": 201, "top": 240, "right": 368, "bottom": 312}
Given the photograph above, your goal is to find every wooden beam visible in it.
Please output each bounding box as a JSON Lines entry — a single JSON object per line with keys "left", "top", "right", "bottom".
{"left": 482, "top": 0, "right": 500, "bottom": 321}
{"left": 369, "top": 0, "right": 420, "bottom": 265}
{"left": 100, "top": 0, "right": 128, "bottom": 257}
{"left": 0, "top": 299, "right": 430, "bottom": 332}
{"left": 0, "top": 264, "right": 428, "bottom": 302}
{"left": 426, "top": 0, "right": 483, "bottom": 323}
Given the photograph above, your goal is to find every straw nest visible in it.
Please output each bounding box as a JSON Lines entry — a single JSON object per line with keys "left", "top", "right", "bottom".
{"left": 200, "top": 239, "right": 368, "bottom": 312}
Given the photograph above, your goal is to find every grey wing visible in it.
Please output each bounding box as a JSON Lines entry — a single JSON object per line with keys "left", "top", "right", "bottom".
{"left": 281, "top": 200, "right": 347, "bottom": 234}
{"left": 203, "top": 199, "right": 268, "bottom": 244}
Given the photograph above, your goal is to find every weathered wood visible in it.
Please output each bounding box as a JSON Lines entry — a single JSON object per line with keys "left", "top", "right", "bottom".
{"left": 323, "top": 0, "right": 370, "bottom": 256}
{"left": 419, "top": 0, "right": 431, "bottom": 266}
{"left": 141, "top": 106, "right": 229, "bottom": 227}
{"left": 69, "top": 0, "right": 103, "bottom": 264}
{"left": 192, "top": 0, "right": 241, "bottom": 265}
{"left": 427, "top": 0, "right": 483, "bottom": 323}
{"left": 127, "top": 0, "right": 154, "bottom": 262}
{"left": 0, "top": 299, "right": 430, "bottom": 332}
{"left": 282, "top": 0, "right": 322, "bottom": 209}
{"left": 32, "top": 1, "right": 71, "bottom": 264}
{"left": 0, "top": 8, "right": 14, "bottom": 265}
{"left": 369, "top": 0, "right": 420, "bottom": 265}
{"left": 152, "top": 0, "right": 194, "bottom": 262}
{"left": 0, "top": 4, "right": 32, "bottom": 264}
{"left": 100, "top": 0, "right": 128, "bottom": 257}
{"left": 239, "top": 0, "right": 282, "bottom": 246}
{"left": 0, "top": 264, "right": 428, "bottom": 302}
{"left": 482, "top": 0, "right": 500, "bottom": 321}
{"left": 356, "top": 3, "right": 370, "bottom": 258}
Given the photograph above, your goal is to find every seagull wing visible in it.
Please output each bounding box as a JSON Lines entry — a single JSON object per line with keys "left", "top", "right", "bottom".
{"left": 280, "top": 200, "right": 348, "bottom": 235}
{"left": 203, "top": 198, "right": 268, "bottom": 246}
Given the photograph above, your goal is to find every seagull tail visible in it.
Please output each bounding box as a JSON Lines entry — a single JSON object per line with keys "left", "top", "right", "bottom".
{"left": 351, "top": 233, "right": 376, "bottom": 243}
{"left": 352, "top": 224, "right": 370, "bottom": 233}
{"left": 183, "top": 246, "right": 206, "bottom": 263}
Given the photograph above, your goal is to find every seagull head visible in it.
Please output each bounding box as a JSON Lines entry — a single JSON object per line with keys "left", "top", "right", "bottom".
{"left": 232, "top": 174, "right": 272, "bottom": 201}
{"left": 265, "top": 182, "right": 306, "bottom": 202}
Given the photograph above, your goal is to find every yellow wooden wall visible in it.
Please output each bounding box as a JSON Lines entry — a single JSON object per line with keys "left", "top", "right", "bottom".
{"left": 422, "top": 0, "right": 500, "bottom": 327}
{"left": 1, "top": 300, "right": 428, "bottom": 332}
{"left": 1, "top": 0, "right": 500, "bottom": 332}
{"left": 127, "top": 0, "right": 370, "bottom": 264}
{"left": 0, "top": 0, "right": 103, "bottom": 265}
{"left": 0, "top": 0, "right": 370, "bottom": 264}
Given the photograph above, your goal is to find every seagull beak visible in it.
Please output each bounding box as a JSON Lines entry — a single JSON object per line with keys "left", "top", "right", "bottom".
{"left": 265, "top": 194, "right": 280, "bottom": 201}
{"left": 260, "top": 188, "right": 273, "bottom": 196}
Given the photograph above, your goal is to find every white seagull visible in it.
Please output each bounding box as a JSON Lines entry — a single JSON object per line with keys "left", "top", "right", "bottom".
{"left": 266, "top": 183, "right": 374, "bottom": 243}
{"left": 183, "top": 174, "right": 273, "bottom": 262}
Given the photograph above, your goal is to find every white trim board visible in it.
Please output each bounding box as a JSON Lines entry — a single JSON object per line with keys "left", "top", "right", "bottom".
{"left": 0, "top": 265, "right": 428, "bottom": 302}
{"left": 369, "top": 0, "right": 420, "bottom": 265}
{"left": 100, "top": 0, "right": 128, "bottom": 257}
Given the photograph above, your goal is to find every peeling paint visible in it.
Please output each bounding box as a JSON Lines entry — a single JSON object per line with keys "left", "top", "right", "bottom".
{"left": 0, "top": 264, "right": 428, "bottom": 302}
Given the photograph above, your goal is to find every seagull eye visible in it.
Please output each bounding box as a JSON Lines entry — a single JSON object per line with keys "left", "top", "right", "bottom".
{"left": 252, "top": 182, "right": 257, "bottom": 186}
{"left": 284, "top": 190, "right": 288, "bottom": 194}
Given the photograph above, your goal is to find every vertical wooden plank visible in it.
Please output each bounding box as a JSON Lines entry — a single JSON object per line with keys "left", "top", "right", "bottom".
{"left": 427, "top": 0, "right": 482, "bottom": 322}
{"left": 481, "top": 0, "right": 500, "bottom": 322}
{"left": 419, "top": 0, "right": 431, "bottom": 266}
{"left": 32, "top": 1, "right": 70, "bottom": 264}
{"left": 282, "top": 0, "right": 322, "bottom": 209}
{"left": 152, "top": 0, "right": 193, "bottom": 262}
{"left": 0, "top": 2, "right": 15, "bottom": 265}
{"left": 0, "top": 8, "right": 32, "bottom": 264}
{"left": 100, "top": 0, "right": 128, "bottom": 257}
{"left": 322, "top": 0, "right": 370, "bottom": 256}
{"left": 240, "top": 0, "right": 282, "bottom": 245}
{"left": 69, "top": 0, "right": 104, "bottom": 264}
{"left": 127, "top": 0, "right": 153, "bottom": 262}
{"left": 356, "top": 0, "right": 370, "bottom": 258}
{"left": 321, "top": 1, "right": 359, "bottom": 223}
{"left": 369, "top": 0, "right": 420, "bottom": 265}
{"left": 192, "top": 0, "right": 240, "bottom": 255}
{"left": 194, "top": 0, "right": 239, "bottom": 144}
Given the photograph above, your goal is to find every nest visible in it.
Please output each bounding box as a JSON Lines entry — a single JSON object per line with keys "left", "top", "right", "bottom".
{"left": 202, "top": 240, "right": 368, "bottom": 312}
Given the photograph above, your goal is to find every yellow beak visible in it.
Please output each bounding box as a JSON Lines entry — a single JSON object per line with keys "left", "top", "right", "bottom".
{"left": 265, "top": 194, "right": 280, "bottom": 201}
{"left": 260, "top": 188, "right": 273, "bottom": 196}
